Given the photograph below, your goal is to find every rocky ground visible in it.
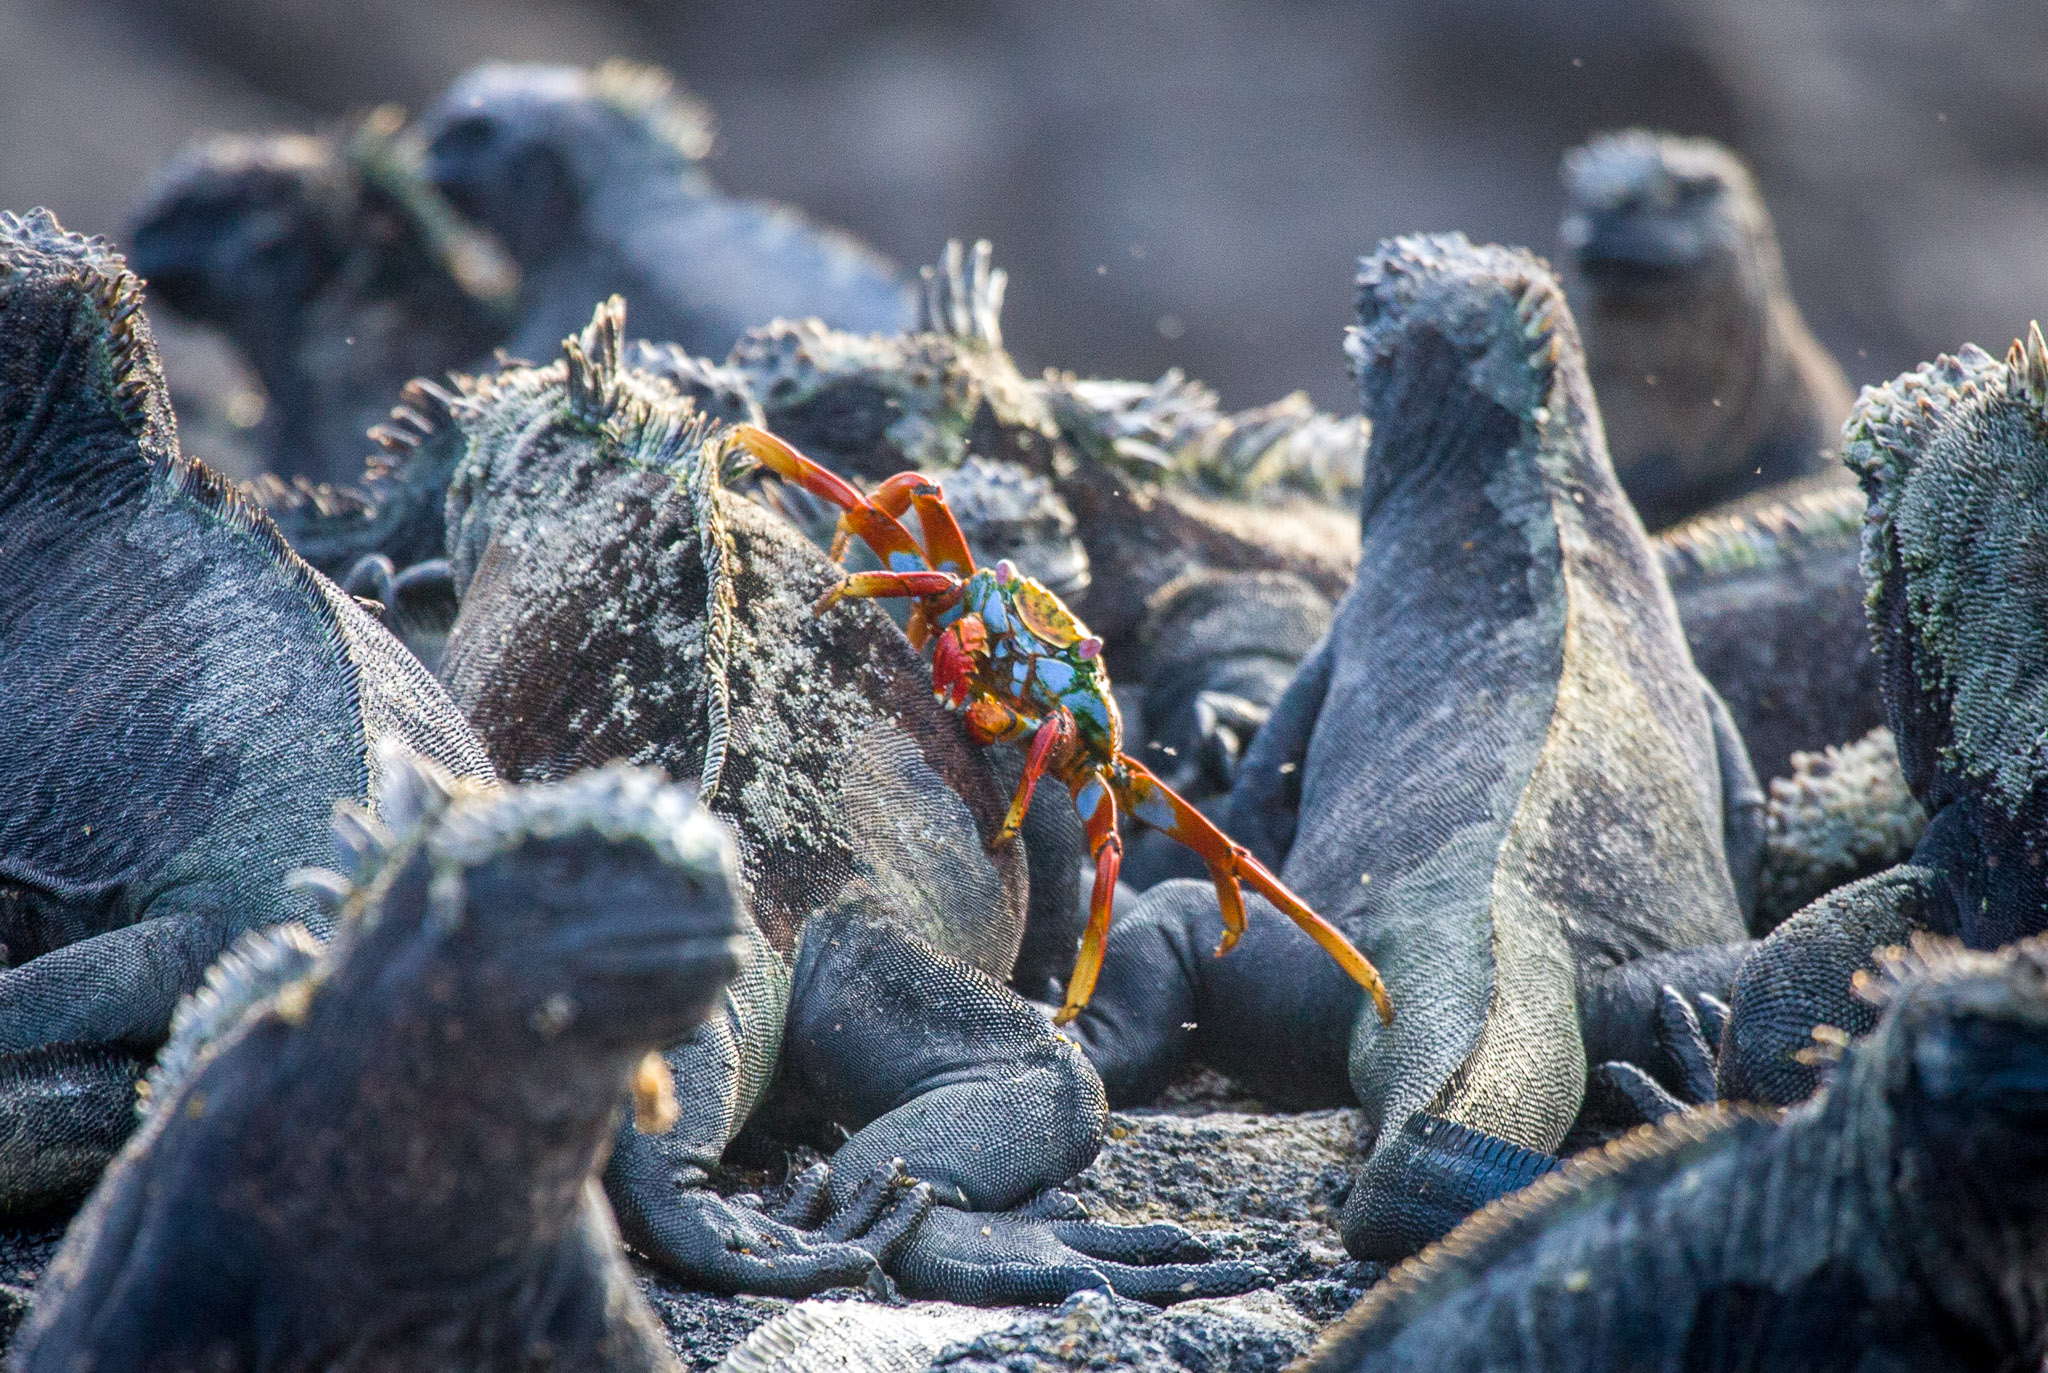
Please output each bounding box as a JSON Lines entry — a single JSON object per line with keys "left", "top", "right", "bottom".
{"left": 1, "top": 1080, "right": 1377, "bottom": 1371}
{"left": 635, "top": 1077, "right": 1381, "bottom": 1372}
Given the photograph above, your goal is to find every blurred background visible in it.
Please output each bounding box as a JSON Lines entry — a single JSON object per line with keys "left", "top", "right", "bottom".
{"left": 4, "top": 0, "right": 2043, "bottom": 419}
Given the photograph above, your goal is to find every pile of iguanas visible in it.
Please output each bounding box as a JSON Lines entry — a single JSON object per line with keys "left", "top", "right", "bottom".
{"left": 1, "top": 63, "right": 2043, "bottom": 1372}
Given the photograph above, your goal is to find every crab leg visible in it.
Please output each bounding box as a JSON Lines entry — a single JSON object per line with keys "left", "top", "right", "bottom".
{"left": 815, "top": 569, "right": 961, "bottom": 615}
{"left": 871, "top": 473, "right": 978, "bottom": 577}
{"left": 1112, "top": 753, "right": 1393, "bottom": 1025}
{"left": 996, "top": 709, "right": 1075, "bottom": 847}
{"left": 1055, "top": 772, "right": 1124, "bottom": 1025}
{"left": 730, "top": 425, "right": 931, "bottom": 574}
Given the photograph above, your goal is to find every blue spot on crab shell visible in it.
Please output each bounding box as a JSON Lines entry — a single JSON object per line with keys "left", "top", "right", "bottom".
{"left": 887, "top": 550, "right": 926, "bottom": 573}
{"left": 1068, "top": 693, "right": 1113, "bottom": 736}
{"left": 1034, "top": 658, "right": 1076, "bottom": 696}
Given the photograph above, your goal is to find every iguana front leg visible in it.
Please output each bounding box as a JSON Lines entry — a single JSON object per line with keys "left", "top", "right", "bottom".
{"left": 782, "top": 908, "right": 1266, "bottom": 1305}
{"left": 604, "top": 993, "right": 928, "bottom": 1298}
{"left": 0, "top": 909, "right": 230, "bottom": 1055}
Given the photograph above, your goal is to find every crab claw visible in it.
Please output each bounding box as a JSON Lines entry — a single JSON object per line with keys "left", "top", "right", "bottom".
{"left": 932, "top": 615, "right": 988, "bottom": 709}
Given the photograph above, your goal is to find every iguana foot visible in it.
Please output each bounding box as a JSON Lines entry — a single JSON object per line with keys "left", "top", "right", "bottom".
{"left": 617, "top": 1152, "right": 932, "bottom": 1298}
{"left": 887, "top": 1200, "right": 1269, "bottom": 1306}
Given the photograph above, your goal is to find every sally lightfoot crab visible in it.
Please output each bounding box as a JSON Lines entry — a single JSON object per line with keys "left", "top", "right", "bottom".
{"left": 732, "top": 423, "right": 1392, "bottom": 1026}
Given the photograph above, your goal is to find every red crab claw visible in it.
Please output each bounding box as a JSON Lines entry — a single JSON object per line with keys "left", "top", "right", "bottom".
{"left": 1105, "top": 753, "right": 1393, "bottom": 1026}
{"left": 931, "top": 615, "right": 989, "bottom": 708}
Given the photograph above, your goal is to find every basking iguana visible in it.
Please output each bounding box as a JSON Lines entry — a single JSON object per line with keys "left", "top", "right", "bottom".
{"left": 1716, "top": 327, "right": 2048, "bottom": 1105}
{"left": 127, "top": 108, "right": 517, "bottom": 487}
{"left": 1655, "top": 482, "right": 1885, "bottom": 783}
{"left": 414, "top": 60, "right": 914, "bottom": 367}
{"left": 1299, "top": 935, "right": 2048, "bottom": 1373}
{"left": 434, "top": 298, "right": 1260, "bottom": 1306}
{"left": 12, "top": 755, "right": 747, "bottom": 1373}
{"left": 0, "top": 208, "right": 495, "bottom": 1218}
{"left": 1560, "top": 130, "right": 1854, "bottom": 530}
{"left": 1069, "top": 235, "right": 1760, "bottom": 1263}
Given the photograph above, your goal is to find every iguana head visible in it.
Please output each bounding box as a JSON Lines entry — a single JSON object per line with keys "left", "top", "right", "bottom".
{"left": 129, "top": 114, "right": 515, "bottom": 353}
{"left": 727, "top": 238, "right": 1059, "bottom": 481}
{"left": 317, "top": 748, "right": 745, "bottom": 1055}
{"left": 1844, "top": 330, "right": 2048, "bottom": 824}
{"left": 126, "top": 132, "right": 348, "bottom": 339}
{"left": 416, "top": 60, "right": 714, "bottom": 270}
{"left": 0, "top": 208, "right": 177, "bottom": 461}
{"left": 1560, "top": 130, "right": 1782, "bottom": 305}
{"left": 1347, "top": 233, "right": 1613, "bottom": 525}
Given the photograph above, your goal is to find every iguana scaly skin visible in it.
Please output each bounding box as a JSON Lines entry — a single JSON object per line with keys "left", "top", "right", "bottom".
{"left": 1299, "top": 937, "right": 2048, "bottom": 1373}
{"left": 12, "top": 755, "right": 746, "bottom": 1373}
{"left": 435, "top": 299, "right": 1260, "bottom": 1306}
{"left": 1655, "top": 481, "right": 1886, "bottom": 783}
{"left": 1072, "top": 235, "right": 1758, "bottom": 1263}
{"left": 415, "top": 61, "right": 914, "bottom": 369}
{"left": 1562, "top": 131, "right": 1854, "bottom": 530}
{"left": 1717, "top": 328, "right": 2048, "bottom": 1104}
{"left": 0, "top": 209, "right": 495, "bottom": 1217}
{"left": 127, "top": 110, "right": 517, "bottom": 487}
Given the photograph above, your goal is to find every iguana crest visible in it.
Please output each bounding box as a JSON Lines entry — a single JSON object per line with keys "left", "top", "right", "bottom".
{"left": 447, "top": 299, "right": 740, "bottom": 798}
{"left": 1844, "top": 327, "right": 2048, "bottom": 816}
{"left": 0, "top": 209, "right": 159, "bottom": 435}
{"left": 588, "top": 58, "right": 717, "bottom": 163}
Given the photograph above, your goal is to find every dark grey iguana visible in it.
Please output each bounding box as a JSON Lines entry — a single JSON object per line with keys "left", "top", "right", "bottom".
{"left": 127, "top": 108, "right": 518, "bottom": 487}
{"left": 433, "top": 298, "right": 1259, "bottom": 1306}
{"left": 1298, "top": 935, "right": 2048, "bottom": 1373}
{"left": 1655, "top": 481, "right": 1886, "bottom": 783}
{"left": 414, "top": 60, "right": 914, "bottom": 369}
{"left": 0, "top": 209, "right": 496, "bottom": 1218}
{"left": 1715, "top": 327, "right": 2048, "bottom": 1105}
{"left": 1069, "top": 234, "right": 1760, "bottom": 1264}
{"left": 11, "top": 755, "right": 747, "bottom": 1373}
{"left": 1561, "top": 130, "right": 1854, "bottom": 531}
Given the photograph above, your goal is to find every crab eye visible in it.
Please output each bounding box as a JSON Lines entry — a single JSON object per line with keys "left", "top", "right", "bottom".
{"left": 994, "top": 559, "right": 1017, "bottom": 585}
{"left": 1076, "top": 637, "right": 1102, "bottom": 660}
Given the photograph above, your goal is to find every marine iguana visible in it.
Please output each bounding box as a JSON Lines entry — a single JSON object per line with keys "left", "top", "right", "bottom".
{"left": 1561, "top": 131, "right": 1854, "bottom": 530}
{"left": 1298, "top": 936, "right": 2048, "bottom": 1373}
{"left": 414, "top": 60, "right": 914, "bottom": 368}
{"left": 1656, "top": 482, "right": 1886, "bottom": 783}
{"left": 1069, "top": 235, "right": 1759, "bottom": 1263}
{"left": 1714, "top": 327, "right": 2048, "bottom": 1105}
{"left": 127, "top": 108, "right": 517, "bottom": 487}
{"left": 434, "top": 297, "right": 1259, "bottom": 1306}
{"left": 11, "top": 755, "right": 747, "bottom": 1373}
{"left": 0, "top": 208, "right": 495, "bottom": 1218}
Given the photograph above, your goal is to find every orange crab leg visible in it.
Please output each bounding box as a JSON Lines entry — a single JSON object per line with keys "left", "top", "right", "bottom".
{"left": 1112, "top": 753, "right": 1393, "bottom": 1025}
{"left": 996, "top": 709, "right": 1075, "bottom": 848}
{"left": 1056, "top": 772, "right": 1124, "bottom": 1025}
{"left": 731, "top": 424, "right": 930, "bottom": 573}
{"left": 815, "top": 569, "right": 962, "bottom": 614}
{"left": 884, "top": 474, "right": 979, "bottom": 577}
